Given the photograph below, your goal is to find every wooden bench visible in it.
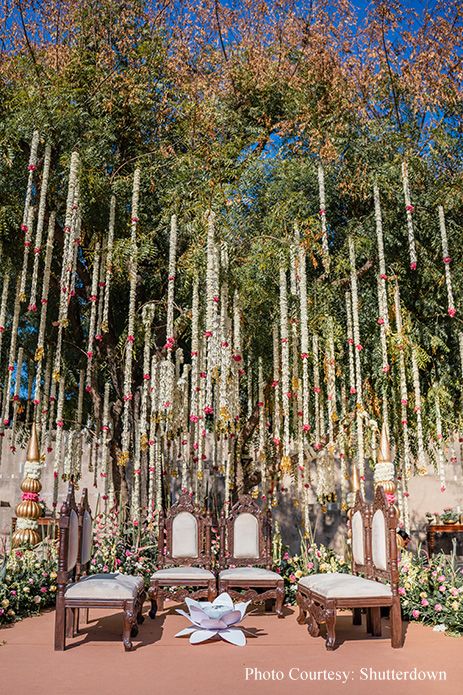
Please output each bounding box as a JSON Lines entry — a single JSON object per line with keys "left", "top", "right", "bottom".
{"left": 296, "top": 486, "right": 403, "bottom": 649}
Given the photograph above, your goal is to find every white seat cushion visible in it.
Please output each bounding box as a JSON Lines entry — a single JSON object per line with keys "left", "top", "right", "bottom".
{"left": 298, "top": 572, "right": 391, "bottom": 599}
{"left": 65, "top": 573, "right": 143, "bottom": 600}
{"left": 151, "top": 566, "right": 214, "bottom": 581}
{"left": 219, "top": 567, "right": 281, "bottom": 581}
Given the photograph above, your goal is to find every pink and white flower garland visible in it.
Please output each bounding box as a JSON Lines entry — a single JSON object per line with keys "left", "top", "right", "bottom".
{"left": 318, "top": 162, "right": 329, "bottom": 271}
{"left": 401, "top": 161, "right": 417, "bottom": 271}
{"left": 28, "top": 143, "right": 51, "bottom": 313}
{"left": 437, "top": 206, "right": 456, "bottom": 318}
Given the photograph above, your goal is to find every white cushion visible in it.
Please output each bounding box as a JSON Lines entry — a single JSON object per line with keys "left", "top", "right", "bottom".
{"left": 65, "top": 573, "right": 143, "bottom": 600}
{"left": 372, "top": 509, "right": 388, "bottom": 571}
{"left": 67, "top": 509, "right": 79, "bottom": 571}
{"left": 351, "top": 510, "right": 365, "bottom": 565}
{"left": 233, "top": 513, "right": 259, "bottom": 558}
{"left": 80, "top": 510, "right": 93, "bottom": 566}
{"left": 298, "top": 572, "right": 391, "bottom": 599}
{"left": 151, "top": 566, "right": 214, "bottom": 581}
{"left": 172, "top": 512, "right": 198, "bottom": 558}
{"left": 219, "top": 567, "right": 281, "bottom": 581}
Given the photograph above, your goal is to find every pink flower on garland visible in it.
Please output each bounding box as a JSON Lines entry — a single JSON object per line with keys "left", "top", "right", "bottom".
{"left": 143, "top": 373, "right": 150, "bottom": 380}
{"left": 410, "top": 261, "right": 417, "bottom": 270}
{"left": 168, "top": 274, "right": 175, "bottom": 281}
{"left": 56, "top": 420, "right": 64, "bottom": 428}
{"left": 123, "top": 394, "right": 133, "bottom": 402}
{"left": 204, "top": 406, "right": 214, "bottom": 415}
{"left": 34, "top": 246, "right": 41, "bottom": 255}
{"left": 382, "top": 364, "right": 391, "bottom": 373}
{"left": 204, "top": 330, "right": 213, "bottom": 338}
{"left": 21, "top": 224, "right": 28, "bottom": 232}
{"left": 85, "top": 385, "right": 92, "bottom": 393}
{"left": 232, "top": 354, "right": 242, "bottom": 362}
{"left": 319, "top": 208, "right": 326, "bottom": 216}
{"left": 213, "top": 295, "right": 219, "bottom": 303}
{"left": 87, "top": 351, "right": 93, "bottom": 359}
{"left": 28, "top": 164, "right": 37, "bottom": 172}
{"left": 356, "top": 343, "right": 363, "bottom": 351}
{"left": 377, "top": 317, "right": 385, "bottom": 325}
{"left": 440, "top": 484, "right": 446, "bottom": 492}
{"left": 401, "top": 398, "right": 408, "bottom": 406}
{"left": 127, "top": 335, "right": 135, "bottom": 343}
{"left": 28, "top": 303, "right": 37, "bottom": 312}
{"left": 89, "top": 294, "right": 97, "bottom": 302}
{"left": 300, "top": 352, "right": 309, "bottom": 359}
{"left": 314, "top": 386, "right": 321, "bottom": 394}
{"left": 95, "top": 334, "right": 103, "bottom": 342}
{"left": 380, "top": 273, "right": 387, "bottom": 280}
{"left": 189, "top": 414, "right": 199, "bottom": 423}
{"left": 448, "top": 307, "right": 456, "bottom": 317}
{"left": 221, "top": 340, "right": 229, "bottom": 347}
{"left": 350, "top": 386, "right": 357, "bottom": 395}
{"left": 303, "top": 424, "right": 311, "bottom": 432}
{"left": 406, "top": 204, "right": 415, "bottom": 213}
{"left": 443, "top": 256, "right": 452, "bottom": 264}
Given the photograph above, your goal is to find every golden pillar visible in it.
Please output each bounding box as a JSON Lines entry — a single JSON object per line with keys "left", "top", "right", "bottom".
{"left": 12, "top": 423, "right": 43, "bottom": 547}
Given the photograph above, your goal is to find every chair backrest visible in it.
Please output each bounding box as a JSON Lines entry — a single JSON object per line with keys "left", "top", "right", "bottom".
{"left": 220, "top": 494, "right": 272, "bottom": 569}
{"left": 57, "top": 482, "right": 79, "bottom": 588}
{"left": 350, "top": 490, "right": 370, "bottom": 577}
{"left": 77, "top": 488, "right": 93, "bottom": 577}
{"left": 370, "top": 486, "right": 399, "bottom": 592}
{"left": 160, "top": 492, "right": 212, "bottom": 568}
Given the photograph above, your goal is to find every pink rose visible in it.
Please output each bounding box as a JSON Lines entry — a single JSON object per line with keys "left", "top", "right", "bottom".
{"left": 434, "top": 603, "right": 443, "bottom": 612}
{"left": 412, "top": 609, "right": 420, "bottom": 619}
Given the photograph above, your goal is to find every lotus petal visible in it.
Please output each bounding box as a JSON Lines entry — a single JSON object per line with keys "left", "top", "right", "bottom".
{"left": 175, "top": 627, "right": 197, "bottom": 637}
{"left": 222, "top": 610, "right": 243, "bottom": 627}
{"left": 212, "top": 592, "right": 235, "bottom": 609}
{"left": 200, "top": 617, "right": 229, "bottom": 629}
{"left": 189, "top": 629, "right": 218, "bottom": 644}
{"left": 219, "top": 628, "right": 246, "bottom": 647}
{"left": 235, "top": 600, "right": 251, "bottom": 620}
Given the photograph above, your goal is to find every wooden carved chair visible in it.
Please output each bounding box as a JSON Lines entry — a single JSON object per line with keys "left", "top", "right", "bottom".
{"left": 54, "top": 484, "right": 146, "bottom": 651}
{"left": 148, "top": 492, "right": 216, "bottom": 618}
{"left": 296, "top": 486, "right": 403, "bottom": 650}
{"left": 218, "top": 494, "right": 284, "bottom": 617}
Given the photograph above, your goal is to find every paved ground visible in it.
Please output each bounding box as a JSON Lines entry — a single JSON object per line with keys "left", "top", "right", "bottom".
{"left": 1, "top": 603, "right": 462, "bottom": 695}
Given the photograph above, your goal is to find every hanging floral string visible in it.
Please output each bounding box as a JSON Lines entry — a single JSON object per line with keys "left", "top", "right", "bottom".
{"left": 165, "top": 214, "right": 177, "bottom": 356}
{"left": 120, "top": 168, "right": 140, "bottom": 468}
{"left": 0, "top": 268, "right": 10, "bottom": 370}
{"left": 433, "top": 385, "right": 446, "bottom": 493}
{"left": 2, "top": 277, "right": 21, "bottom": 429}
{"left": 101, "top": 196, "right": 116, "bottom": 334}
{"left": 393, "top": 283, "right": 412, "bottom": 487}
{"left": 33, "top": 212, "right": 55, "bottom": 408}
{"left": 401, "top": 160, "right": 417, "bottom": 270}
{"left": 100, "top": 382, "right": 111, "bottom": 503}
{"left": 85, "top": 242, "right": 101, "bottom": 392}
{"left": 348, "top": 237, "right": 365, "bottom": 484}
{"left": 345, "top": 291, "right": 356, "bottom": 395}
{"left": 279, "top": 268, "right": 291, "bottom": 473}
{"left": 19, "top": 206, "right": 35, "bottom": 303}
{"left": 28, "top": 143, "right": 52, "bottom": 313}
{"left": 318, "top": 162, "right": 329, "bottom": 271}
{"left": 438, "top": 205, "right": 456, "bottom": 318}
{"left": 204, "top": 210, "right": 216, "bottom": 415}
{"left": 10, "top": 347, "right": 24, "bottom": 452}
{"left": 411, "top": 347, "right": 426, "bottom": 473}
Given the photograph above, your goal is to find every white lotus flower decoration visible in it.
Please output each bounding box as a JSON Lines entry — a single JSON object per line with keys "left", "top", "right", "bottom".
{"left": 175, "top": 592, "right": 251, "bottom": 646}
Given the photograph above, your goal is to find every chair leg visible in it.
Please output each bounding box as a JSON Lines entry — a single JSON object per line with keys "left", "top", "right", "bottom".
{"left": 207, "top": 579, "right": 216, "bottom": 601}
{"left": 137, "top": 591, "right": 146, "bottom": 625}
{"left": 81, "top": 608, "right": 89, "bottom": 624}
{"left": 54, "top": 598, "right": 66, "bottom": 651}
{"left": 325, "top": 602, "right": 337, "bottom": 650}
{"left": 275, "top": 581, "right": 285, "bottom": 618}
{"left": 148, "top": 585, "right": 158, "bottom": 619}
{"left": 296, "top": 591, "right": 307, "bottom": 625}
{"left": 218, "top": 579, "right": 228, "bottom": 595}
{"left": 122, "top": 606, "right": 135, "bottom": 651}
{"left": 390, "top": 596, "right": 403, "bottom": 648}
{"left": 157, "top": 589, "right": 165, "bottom": 612}
{"left": 65, "top": 608, "right": 75, "bottom": 638}
{"left": 366, "top": 607, "right": 372, "bottom": 634}
{"left": 370, "top": 607, "right": 382, "bottom": 637}
{"left": 352, "top": 607, "right": 362, "bottom": 625}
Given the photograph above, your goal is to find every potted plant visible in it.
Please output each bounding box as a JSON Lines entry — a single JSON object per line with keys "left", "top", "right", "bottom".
{"left": 440, "top": 508, "right": 459, "bottom": 524}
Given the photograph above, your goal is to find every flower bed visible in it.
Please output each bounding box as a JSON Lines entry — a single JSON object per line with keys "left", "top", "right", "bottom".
{"left": 0, "top": 541, "right": 57, "bottom": 625}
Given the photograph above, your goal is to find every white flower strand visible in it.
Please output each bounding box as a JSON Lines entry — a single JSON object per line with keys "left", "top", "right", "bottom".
{"left": 401, "top": 161, "right": 417, "bottom": 270}
{"left": 394, "top": 283, "right": 411, "bottom": 480}
{"left": 28, "top": 143, "right": 52, "bottom": 312}
{"left": 166, "top": 214, "right": 177, "bottom": 355}
{"left": 373, "top": 183, "right": 389, "bottom": 327}
{"left": 348, "top": 237, "right": 365, "bottom": 484}
{"left": 19, "top": 206, "right": 35, "bottom": 302}
{"left": 345, "top": 291, "right": 356, "bottom": 396}
{"left": 438, "top": 206, "right": 456, "bottom": 318}
{"left": 21, "top": 130, "right": 40, "bottom": 229}
{"left": 120, "top": 168, "right": 140, "bottom": 466}
{"left": 318, "top": 162, "right": 329, "bottom": 271}
{"left": 433, "top": 385, "right": 446, "bottom": 492}
{"left": 411, "top": 347, "right": 426, "bottom": 472}
{"left": 298, "top": 245, "right": 310, "bottom": 441}
{"left": 101, "top": 196, "right": 116, "bottom": 333}
{"left": 272, "top": 323, "right": 281, "bottom": 447}
{"left": 100, "top": 382, "right": 111, "bottom": 500}
{"left": 10, "top": 347, "right": 24, "bottom": 450}
{"left": 85, "top": 243, "right": 101, "bottom": 390}
{"left": 204, "top": 211, "right": 216, "bottom": 413}
{"left": 279, "top": 268, "right": 291, "bottom": 461}
{"left": 2, "top": 277, "right": 21, "bottom": 429}
{"left": 312, "top": 333, "right": 321, "bottom": 445}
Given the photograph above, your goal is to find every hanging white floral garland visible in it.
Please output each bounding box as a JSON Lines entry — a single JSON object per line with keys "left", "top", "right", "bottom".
{"left": 28, "top": 144, "right": 52, "bottom": 313}
{"left": 348, "top": 237, "right": 365, "bottom": 485}
{"left": 437, "top": 205, "right": 456, "bottom": 318}
{"left": 85, "top": 242, "right": 101, "bottom": 392}
{"left": 411, "top": 347, "right": 426, "bottom": 473}
{"left": 318, "top": 162, "right": 329, "bottom": 271}
{"left": 120, "top": 168, "right": 140, "bottom": 468}
{"left": 279, "top": 268, "right": 291, "bottom": 474}
{"left": 401, "top": 161, "right": 417, "bottom": 271}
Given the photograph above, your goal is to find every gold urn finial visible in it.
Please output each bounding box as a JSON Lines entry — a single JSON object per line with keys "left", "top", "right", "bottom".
{"left": 377, "top": 420, "right": 391, "bottom": 464}
{"left": 12, "top": 424, "right": 43, "bottom": 548}
{"left": 26, "top": 421, "right": 40, "bottom": 462}
{"left": 350, "top": 464, "right": 360, "bottom": 493}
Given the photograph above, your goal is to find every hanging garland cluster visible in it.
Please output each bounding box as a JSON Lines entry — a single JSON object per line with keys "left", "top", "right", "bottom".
{"left": 0, "top": 134, "right": 462, "bottom": 535}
